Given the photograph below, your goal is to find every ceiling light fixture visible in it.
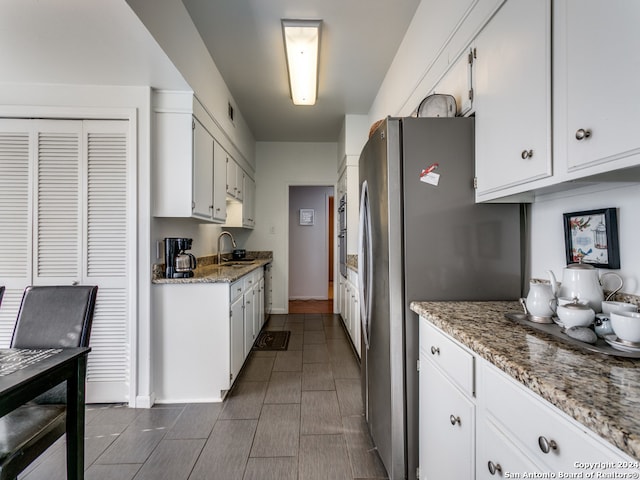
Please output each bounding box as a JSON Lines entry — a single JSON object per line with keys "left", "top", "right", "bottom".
{"left": 281, "top": 19, "right": 322, "bottom": 106}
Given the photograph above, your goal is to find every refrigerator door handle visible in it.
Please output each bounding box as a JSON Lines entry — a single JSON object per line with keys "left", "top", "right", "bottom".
{"left": 358, "top": 180, "right": 373, "bottom": 349}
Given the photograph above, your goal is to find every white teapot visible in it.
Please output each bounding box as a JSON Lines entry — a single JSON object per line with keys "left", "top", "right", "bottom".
{"left": 548, "top": 264, "right": 622, "bottom": 313}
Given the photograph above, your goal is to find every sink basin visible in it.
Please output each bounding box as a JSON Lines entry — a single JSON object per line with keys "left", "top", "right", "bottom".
{"left": 222, "top": 261, "right": 257, "bottom": 267}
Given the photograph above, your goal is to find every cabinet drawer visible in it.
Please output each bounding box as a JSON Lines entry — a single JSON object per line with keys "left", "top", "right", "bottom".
{"left": 476, "top": 415, "right": 540, "bottom": 479}
{"left": 483, "top": 362, "right": 629, "bottom": 473}
{"left": 230, "top": 280, "right": 244, "bottom": 301}
{"left": 419, "top": 318, "right": 474, "bottom": 397}
{"left": 243, "top": 270, "right": 258, "bottom": 290}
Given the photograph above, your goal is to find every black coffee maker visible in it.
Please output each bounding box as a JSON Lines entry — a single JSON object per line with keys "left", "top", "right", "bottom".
{"left": 164, "top": 237, "right": 197, "bottom": 278}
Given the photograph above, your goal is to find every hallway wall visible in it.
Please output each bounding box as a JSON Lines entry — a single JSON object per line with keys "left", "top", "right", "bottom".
{"left": 289, "top": 186, "right": 334, "bottom": 300}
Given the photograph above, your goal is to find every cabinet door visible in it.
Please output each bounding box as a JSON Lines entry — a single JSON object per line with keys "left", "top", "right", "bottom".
{"left": 474, "top": 0, "right": 552, "bottom": 195}
{"left": 226, "top": 156, "right": 237, "bottom": 197}
{"left": 242, "top": 175, "right": 255, "bottom": 228}
{"left": 419, "top": 358, "right": 475, "bottom": 480}
{"left": 244, "top": 285, "right": 256, "bottom": 357}
{"left": 236, "top": 167, "right": 244, "bottom": 201}
{"left": 559, "top": 0, "right": 640, "bottom": 172}
{"left": 230, "top": 294, "right": 244, "bottom": 383}
{"left": 212, "top": 140, "right": 227, "bottom": 222}
{"left": 192, "top": 118, "right": 214, "bottom": 220}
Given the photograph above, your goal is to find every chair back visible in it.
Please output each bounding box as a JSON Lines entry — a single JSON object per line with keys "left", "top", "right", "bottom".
{"left": 0, "top": 286, "right": 4, "bottom": 308}
{"left": 11, "top": 285, "right": 98, "bottom": 349}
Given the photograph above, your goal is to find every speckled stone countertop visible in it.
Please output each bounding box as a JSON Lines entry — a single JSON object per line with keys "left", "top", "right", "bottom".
{"left": 410, "top": 300, "right": 640, "bottom": 460}
{"left": 152, "top": 251, "right": 272, "bottom": 284}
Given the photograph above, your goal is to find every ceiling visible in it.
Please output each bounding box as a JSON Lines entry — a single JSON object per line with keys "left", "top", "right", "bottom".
{"left": 181, "top": 0, "right": 421, "bottom": 142}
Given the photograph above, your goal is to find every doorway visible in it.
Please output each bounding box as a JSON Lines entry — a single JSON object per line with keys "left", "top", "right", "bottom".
{"left": 288, "top": 185, "right": 335, "bottom": 313}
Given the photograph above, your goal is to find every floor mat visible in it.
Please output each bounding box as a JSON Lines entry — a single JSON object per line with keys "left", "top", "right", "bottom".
{"left": 252, "top": 330, "right": 291, "bottom": 351}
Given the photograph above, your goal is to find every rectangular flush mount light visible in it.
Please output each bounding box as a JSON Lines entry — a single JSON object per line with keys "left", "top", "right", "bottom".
{"left": 282, "top": 19, "right": 322, "bottom": 106}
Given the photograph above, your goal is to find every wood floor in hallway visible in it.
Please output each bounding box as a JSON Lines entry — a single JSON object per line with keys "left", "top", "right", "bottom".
{"left": 20, "top": 313, "right": 388, "bottom": 480}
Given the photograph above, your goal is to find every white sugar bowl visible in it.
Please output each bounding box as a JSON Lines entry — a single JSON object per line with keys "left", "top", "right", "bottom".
{"left": 556, "top": 298, "right": 595, "bottom": 329}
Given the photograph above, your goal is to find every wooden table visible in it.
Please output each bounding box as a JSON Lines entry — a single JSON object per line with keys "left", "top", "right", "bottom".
{"left": 0, "top": 347, "right": 91, "bottom": 480}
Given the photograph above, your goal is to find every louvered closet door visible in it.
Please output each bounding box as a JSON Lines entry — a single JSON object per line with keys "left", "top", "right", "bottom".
{"left": 0, "top": 120, "right": 33, "bottom": 346}
{"left": 82, "top": 120, "right": 130, "bottom": 403}
{"left": 32, "top": 120, "right": 82, "bottom": 285}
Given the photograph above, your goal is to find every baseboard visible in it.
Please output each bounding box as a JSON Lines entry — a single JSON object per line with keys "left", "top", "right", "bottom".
{"left": 135, "top": 393, "right": 155, "bottom": 409}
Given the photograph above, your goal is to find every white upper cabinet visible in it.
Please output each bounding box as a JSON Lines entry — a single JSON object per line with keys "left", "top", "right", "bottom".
{"left": 212, "top": 139, "right": 228, "bottom": 223}
{"left": 192, "top": 117, "right": 215, "bottom": 220}
{"left": 555, "top": 0, "right": 640, "bottom": 176}
{"left": 474, "top": 0, "right": 552, "bottom": 199}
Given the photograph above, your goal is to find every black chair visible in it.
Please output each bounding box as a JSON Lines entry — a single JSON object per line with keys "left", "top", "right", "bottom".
{"left": 0, "top": 287, "right": 4, "bottom": 309}
{"left": 0, "top": 285, "right": 98, "bottom": 480}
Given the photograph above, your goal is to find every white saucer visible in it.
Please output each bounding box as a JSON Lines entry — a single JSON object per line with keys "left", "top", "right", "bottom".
{"left": 604, "top": 335, "right": 640, "bottom": 352}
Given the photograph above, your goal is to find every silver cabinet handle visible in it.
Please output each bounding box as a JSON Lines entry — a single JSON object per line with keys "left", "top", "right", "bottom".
{"left": 538, "top": 435, "right": 558, "bottom": 454}
{"left": 71, "top": 281, "right": 79, "bottom": 286}
{"left": 575, "top": 128, "right": 592, "bottom": 140}
{"left": 449, "top": 415, "right": 461, "bottom": 426}
{"left": 521, "top": 149, "right": 534, "bottom": 159}
{"left": 488, "top": 461, "right": 503, "bottom": 475}
{"left": 430, "top": 346, "right": 440, "bottom": 355}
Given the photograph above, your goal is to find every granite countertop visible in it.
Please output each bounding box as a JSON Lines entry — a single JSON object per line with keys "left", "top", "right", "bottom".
{"left": 410, "top": 300, "right": 640, "bottom": 461}
{"left": 152, "top": 251, "right": 272, "bottom": 284}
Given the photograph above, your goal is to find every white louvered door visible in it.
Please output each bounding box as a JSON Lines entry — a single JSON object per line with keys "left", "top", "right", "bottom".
{"left": 82, "top": 121, "right": 130, "bottom": 403}
{"left": 33, "top": 120, "right": 82, "bottom": 285}
{"left": 0, "top": 120, "right": 32, "bottom": 345}
{"left": 0, "top": 118, "right": 131, "bottom": 403}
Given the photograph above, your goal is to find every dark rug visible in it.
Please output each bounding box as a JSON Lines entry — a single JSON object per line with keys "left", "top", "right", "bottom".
{"left": 253, "top": 331, "right": 290, "bottom": 351}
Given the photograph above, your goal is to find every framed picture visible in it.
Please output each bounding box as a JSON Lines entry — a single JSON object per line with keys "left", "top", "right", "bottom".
{"left": 563, "top": 208, "right": 620, "bottom": 269}
{"left": 299, "top": 209, "right": 315, "bottom": 226}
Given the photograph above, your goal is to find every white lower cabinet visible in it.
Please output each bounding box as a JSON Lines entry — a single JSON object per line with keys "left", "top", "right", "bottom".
{"left": 419, "top": 319, "right": 475, "bottom": 480}
{"left": 339, "top": 269, "right": 361, "bottom": 357}
{"left": 154, "top": 268, "right": 264, "bottom": 403}
{"left": 419, "top": 316, "right": 640, "bottom": 479}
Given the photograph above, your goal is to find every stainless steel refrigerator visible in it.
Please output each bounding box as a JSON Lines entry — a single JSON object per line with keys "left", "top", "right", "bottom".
{"left": 357, "top": 117, "right": 523, "bottom": 479}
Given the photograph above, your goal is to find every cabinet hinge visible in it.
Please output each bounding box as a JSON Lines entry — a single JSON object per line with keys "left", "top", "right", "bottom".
{"left": 468, "top": 50, "right": 473, "bottom": 65}
{"left": 230, "top": 373, "right": 233, "bottom": 380}
{"left": 468, "top": 87, "right": 474, "bottom": 101}
{"left": 229, "top": 310, "right": 232, "bottom": 317}
{"left": 473, "top": 177, "right": 478, "bottom": 189}
{"left": 192, "top": 119, "right": 195, "bottom": 130}
{"left": 416, "top": 359, "right": 421, "bottom": 372}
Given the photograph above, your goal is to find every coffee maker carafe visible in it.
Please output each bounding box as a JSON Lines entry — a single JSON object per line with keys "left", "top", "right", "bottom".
{"left": 164, "top": 237, "right": 197, "bottom": 278}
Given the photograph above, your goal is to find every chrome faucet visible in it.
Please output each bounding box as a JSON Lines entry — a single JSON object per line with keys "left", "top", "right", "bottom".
{"left": 217, "top": 231, "right": 237, "bottom": 265}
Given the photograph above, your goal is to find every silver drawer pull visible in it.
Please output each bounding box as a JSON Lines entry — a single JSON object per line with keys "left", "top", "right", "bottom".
{"left": 430, "top": 346, "right": 440, "bottom": 355}
{"left": 538, "top": 435, "right": 558, "bottom": 454}
{"left": 487, "top": 461, "right": 502, "bottom": 475}
{"left": 575, "top": 128, "right": 592, "bottom": 140}
{"left": 449, "top": 415, "right": 461, "bottom": 426}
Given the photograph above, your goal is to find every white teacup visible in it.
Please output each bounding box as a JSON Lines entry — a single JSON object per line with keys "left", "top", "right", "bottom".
{"left": 602, "top": 301, "right": 638, "bottom": 316}
{"left": 610, "top": 311, "right": 640, "bottom": 344}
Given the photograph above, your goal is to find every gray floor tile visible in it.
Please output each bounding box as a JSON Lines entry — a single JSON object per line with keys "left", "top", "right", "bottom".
{"left": 165, "top": 403, "right": 221, "bottom": 439}
{"left": 86, "top": 404, "right": 141, "bottom": 427}
{"left": 343, "top": 416, "right": 388, "bottom": 479}
{"left": 85, "top": 423, "right": 129, "bottom": 466}
{"left": 299, "top": 434, "right": 352, "bottom": 480}
{"left": 324, "top": 323, "right": 345, "bottom": 339}
{"left": 251, "top": 350, "right": 278, "bottom": 358}
{"left": 189, "top": 419, "right": 257, "bottom": 480}
{"left": 133, "top": 439, "right": 205, "bottom": 480}
{"left": 301, "top": 390, "right": 343, "bottom": 434}
{"left": 304, "top": 330, "right": 326, "bottom": 344}
{"left": 243, "top": 457, "right": 298, "bottom": 480}
{"left": 250, "top": 403, "right": 300, "bottom": 457}
{"left": 85, "top": 464, "right": 142, "bottom": 480}
{"left": 220, "top": 381, "right": 268, "bottom": 420}
{"left": 332, "top": 354, "right": 361, "bottom": 379}
{"left": 129, "top": 406, "right": 183, "bottom": 430}
{"left": 20, "top": 443, "right": 66, "bottom": 480}
{"left": 286, "top": 314, "right": 305, "bottom": 323}
{"left": 240, "top": 354, "right": 275, "bottom": 381}
{"left": 288, "top": 334, "right": 304, "bottom": 350}
{"left": 273, "top": 350, "right": 303, "bottom": 372}
{"left": 335, "top": 378, "right": 364, "bottom": 417}
{"left": 264, "top": 371, "right": 302, "bottom": 404}
{"left": 302, "top": 363, "right": 335, "bottom": 391}
{"left": 303, "top": 344, "right": 330, "bottom": 363}
{"left": 267, "top": 315, "right": 286, "bottom": 328}
{"left": 303, "top": 317, "right": 324, "bottom": 331}
{"left": 95, "top": 428, "right": 167, "bottom": 464}
{"left": 283, "top": 322, "right": 304, "bottom": 334}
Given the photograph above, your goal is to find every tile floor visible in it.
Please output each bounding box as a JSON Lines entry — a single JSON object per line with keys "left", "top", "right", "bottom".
{"left": 20, "top": 312, "right": 388, "bottom": 480}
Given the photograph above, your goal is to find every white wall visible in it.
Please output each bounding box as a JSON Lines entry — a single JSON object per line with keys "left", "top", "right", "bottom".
{"left": 246, "top": 142, "right": 338, "bottom": 313}
{"left": 530, "top": 183, "right": 640, "bottom": 295}
{"left": 289, "top": 186, "right": 334, "bottom": 300}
